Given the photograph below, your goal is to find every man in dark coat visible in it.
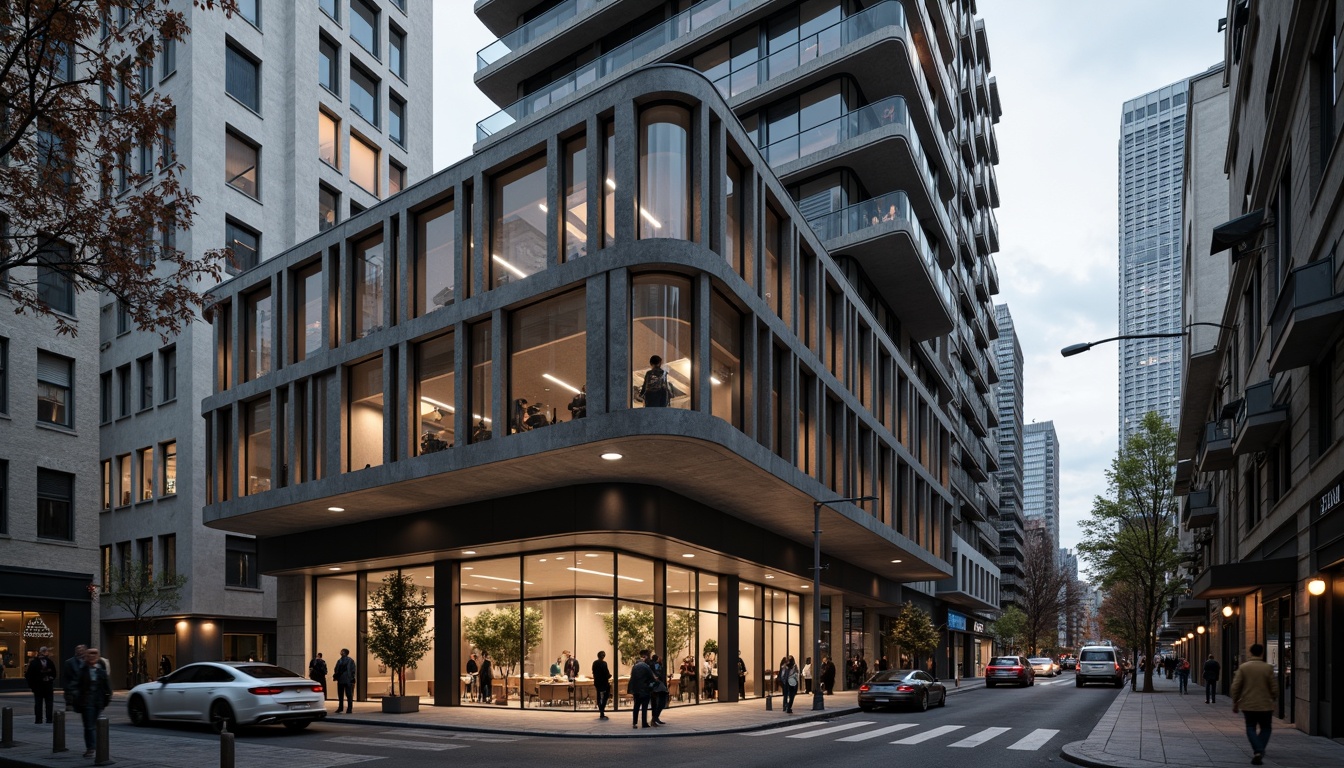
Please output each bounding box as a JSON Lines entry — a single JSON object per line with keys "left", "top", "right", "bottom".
{"left": 592, "top": 651, "right": 612, "bottom": 720}
{"left": 478, "top": 652, "right": 494, "bottom": 703}
{"left": 627, "top": 650, "right": 655, "bottom": 729}
{"left": 61, "top": 644, "right": 87, "bottom": 709}
{"left": 308, "top": 652, "right": 328, "bottom": 699}
{"left": 465, "top": 653, "right": 479, "bottom": 700}
{"left": 333, "top": 648, "right": 356, "bottom": 713}
{"left": 25, "top": 646, "right": 58, "bottom": 724}
{"left": 1203, "top": 654, "right": 1222, "bottom": 703}
{"left": 820, "top": 656, "right": 837, "bottom": 695}
{"left": 66, "top": 648, "right": 111, "bottom": 759}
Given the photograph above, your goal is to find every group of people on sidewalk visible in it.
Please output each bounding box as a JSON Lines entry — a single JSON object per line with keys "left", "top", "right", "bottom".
{"left": 23, "top": 644, "right": 113, "bottom": 759}
{"left": 307, "top": 649, "right": 358, "bottom": 712}
{"left": 1146, "top": 645, "right": 1279, "bottom": 766}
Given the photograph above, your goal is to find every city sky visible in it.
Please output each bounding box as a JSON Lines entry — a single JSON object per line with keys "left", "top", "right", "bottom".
{"left": 430, "top": 0, "right": 1230, "bottom": 566}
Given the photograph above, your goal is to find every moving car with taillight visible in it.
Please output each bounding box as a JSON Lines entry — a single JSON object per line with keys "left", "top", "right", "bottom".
{"left": 1075, "top": 645, "right": 1125, "bottom": 688}
{"left": 985, "top": 655, "right": 1035, "bottom": 688}
{"left": 857, "top": 669, "right": 947, "bottom": 711}
{"left": 126, "top": 662, "right": 327, "bottom": 733}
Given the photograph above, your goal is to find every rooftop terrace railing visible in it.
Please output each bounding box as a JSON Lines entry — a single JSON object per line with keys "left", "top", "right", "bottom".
{"left": 476, "top": 0, "right": 613, "bottom": 70}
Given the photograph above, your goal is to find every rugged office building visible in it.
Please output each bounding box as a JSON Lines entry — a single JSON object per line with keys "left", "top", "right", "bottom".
{"left": 202, "top": 0, "right": 1005, "bottom": 707}
{"left": 992, "top": 303, "right": 1025, "bottom": 610}
{"left": 1022, "top": 420, "right": 1059, "bottom": 554}
{"left": 1175, "top": 0, "right": 1344, "bottom": 738}
{"left": 96, "top": 0, "right": 432, "bottom": 681}
{"left": 1119, "top": 79, "right": 1190, "bottom": 441}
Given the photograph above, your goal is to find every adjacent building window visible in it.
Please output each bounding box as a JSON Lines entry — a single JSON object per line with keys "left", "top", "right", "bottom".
{"left": 563, "top": 136, "right": 587, "bottom": 261}
{"left": 352, "top": 231, "right": 385, "bottom": 338}
{"left": 225, "top": 219, "right": 260, "bottom": 274}
{"left": 639, "top": 105, "right": 691, "bottom": 240}
{"left": 631, "top": 274, "right": 693, "bottom": 408}
{"left": 490, "top": 155, "right": 547, "bottom": 288}
{"left": 225, "top": 536, "right": 259, "bottom": 588}
{"left": 319, "top": 35, "right": 339, "bottom": 94}
{"left": 237, "top": 0, "right": 259, "bottom": 26}
{"left": 160, "top": 35, "right": 176, "bottom": 79}
{"left": 389, "top": 161, "right": 406, "bottom": 195}
{"left": 416, "top": 333, "right": 454, "bottom": 454}
{"left": 350, "top": 63, "right": 379, "bottom": 126}
{"left": 244, "top": 397, "right": 272, "bottom": 494}
{"left": 0, "top": 461, "right": 5, "bottom": 534}
{"left": 160, "top": 441, "right": 177, "bottom": 496}
{"left": 319, "top": 184, "right": 340, "bottom": 231}
{"left": 351, "top": 0, "right": 378, "bottom": 54}
{"left": 350, "top": 134, "right": 378, "bottom": 194}
{"left": 161, "top": 533, "right": 177, "bottom": 576}
{"left": 319, "top": 0, "right": 338, "bottom": 22}
{"left": 225, "top": 44, "right": 260, "bottom": 112}
{"left": 160, "top": 347, "right": 177, "bottom": 401}
{"left": 1311, "top": 351, "right": 1336, "bottom": 458}
{"left": 469, "top": 321, "right": 493, "bottom": 442}
{"left": 226, "top": 131, "right": 260, "bottom": 197}
{"left": 36, "top": 469, "right": 74, "bottom": 541}
{"left": 137, "top": 356, "right": 153, "bottom": 410}
{"left": 137, "top": 447, "right": 153, "bottom": 501}
{"left": 415, "top": 198, "right": 455, "bottom": 315}
{"left": 36, "top": 351, "right": 73, "bottom": 427}
{"left": 100, "top": 371, "right": 112, "bottom": 422}
{"left": 710, "top": 292, "right": 742, "bottom": 427}
{"left": 0, "top": 338, "right": 6, "bottom": 415}
{"left": 37, "top": 249, "right": 74, "bottom": 315}
{"left": 101, "top": 459, "right": 112, "bottom": 510}
{"left": 117, "top": 454, "right": 131, "bottom": 505}
{"left": 509, "top": 290, "right": 587, "bottom": 434}
{"left": 293, "top": 263, "right": 325, "bottom": 361}
{"left": 389, "top": 94, "right": 405, "bottom": 146}
{"left": 319, "top": 110, "right": 340, "bottom": 168}
{"left": 116, "top": 300, "right": 131, "bottom": 335}
{"left": 347, "top": 357, "right": 384, "bottom": 469}
{"left": 245, "top": 286, "right": 273, "bottom": 381}
{"left": 389, "top": 26, "right": 405, "bottom": 79}
{"left": 117, "top": 364, "right": 131, "bottom": 417}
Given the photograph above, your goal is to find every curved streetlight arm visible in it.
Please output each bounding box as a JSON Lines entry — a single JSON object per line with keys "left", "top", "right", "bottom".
{"left": 1060, "top": 322, "right": 1235, "bottom": 357}
{"left": 811, "top": 495, "right": 877, "bottom": 712}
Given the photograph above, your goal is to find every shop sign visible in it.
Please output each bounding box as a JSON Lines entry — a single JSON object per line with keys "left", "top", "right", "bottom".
{"left": 947, "top": 612, "right": 967, "bottom": 631}
{"left": 24, "top": 617, "right": 54, "bottom": 639}
{"left": 1316, "top": 470, "right": 1344, "bottom": 521}
{"left": 973, "top": 621, "right": 986, "bottom": 634}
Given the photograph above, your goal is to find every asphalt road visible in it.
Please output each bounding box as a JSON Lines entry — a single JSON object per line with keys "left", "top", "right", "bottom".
{"left": 95, "top": 674, "right": 1119, "bottom": 768}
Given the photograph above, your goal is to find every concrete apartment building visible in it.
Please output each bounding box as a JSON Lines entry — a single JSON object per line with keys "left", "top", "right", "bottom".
{"left": 1119, "top": 79, "right": 1191, "bottom": 441}
{"left": 1173, "top": 0, "right": 1344, "bottom": 738}
{"left": 198, "top": 0, "right": 1006, "bottom": 709}
{"left": 1022, "top": 420, "right": 1059, "bottom": 554}
{"left": 95, "top": 0, "right": 433, "bottom": 683}
{"left": 992, "top": 303, "right": 1025, "bottom": 610}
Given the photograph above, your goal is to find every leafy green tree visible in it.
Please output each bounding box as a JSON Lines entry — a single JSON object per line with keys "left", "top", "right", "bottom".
{"left": 105, "top": 560, "right": 187, "bottom": 685}
{"left": 887, "top": 602, "right": 939, "bottom": 668}
{"left": 1078, "top": 411, "right": 1184, "bottom": 693}
{"left": 366, "top": 572, "right": 433, "bottom": 697}
{"left": 601, "top": 607, "right": 654, "bottom": 670}
{"left": 462, "top": 605, "right": 543, "bottom": 680}
{"left": 664, "top": 610, "right": 697, "bottom": 662}
{"left": 989, "top": 605, "right": 1027, "bottom": 654}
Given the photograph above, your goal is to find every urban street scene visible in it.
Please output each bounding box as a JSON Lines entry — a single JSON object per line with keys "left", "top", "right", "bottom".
{"left": 1, "top": 1, "right": 1343, "bottom": 767}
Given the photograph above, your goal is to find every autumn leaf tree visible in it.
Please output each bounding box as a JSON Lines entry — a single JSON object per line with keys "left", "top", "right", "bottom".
{"left": 1018, "top": 528, "right": 1075, "bottom": 654}
{"left": 1, "top": 0, "right": 239, "bottom": 337}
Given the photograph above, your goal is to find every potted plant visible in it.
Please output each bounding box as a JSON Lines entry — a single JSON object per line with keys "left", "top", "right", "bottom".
{"left": 366, "top": 572, "right": 433, "bottom": 713}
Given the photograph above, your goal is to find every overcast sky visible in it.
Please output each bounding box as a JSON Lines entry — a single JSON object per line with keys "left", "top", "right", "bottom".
{"left": 430, "top": 1, "right": 1230, "bottom": 568}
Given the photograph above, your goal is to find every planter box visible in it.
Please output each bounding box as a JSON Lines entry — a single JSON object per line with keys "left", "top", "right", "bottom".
{"left": 381, "top": 695, "right": 420, "bottom": 714}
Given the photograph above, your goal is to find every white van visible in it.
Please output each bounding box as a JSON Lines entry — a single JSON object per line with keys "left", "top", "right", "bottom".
{"left": 1076, "top": 645, "right": 1124, "bottom": 688}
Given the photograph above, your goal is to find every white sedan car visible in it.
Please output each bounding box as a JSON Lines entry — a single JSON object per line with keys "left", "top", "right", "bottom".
{"left": 1028, "top": 657, "right": 1058, "bottom": 677}
{"left": 127, "top": 662, "right": 326, "bottom": 733}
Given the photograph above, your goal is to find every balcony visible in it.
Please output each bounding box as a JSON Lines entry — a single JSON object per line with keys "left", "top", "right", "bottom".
{"left": 1182, "top": 489, "right": 1217, "bottom": 529}
{"left": 951, "top": 465, "right": 987, "bottom": 523}
{"left": 1232, "top": 380, "right": 1288, "bottom": 455}
{"left": 476, "top": 0, "right": 612, "bottom": 70}
{"left": 936, "top": 533, "right": 1000, "bottom": 612}
{"left": 1268, "top": 256, "right": 1344, "bottom": 374}
{"left": 805, "top": 190, "right": 955, "bottom": 341}
{"left": 1196, "top": 420, "right": 1235, "bottom": 472}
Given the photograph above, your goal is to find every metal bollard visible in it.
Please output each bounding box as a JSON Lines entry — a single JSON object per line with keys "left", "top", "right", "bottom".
{"left": 94, "top": 716, "right": 112, "bottom": 766}
{"left": 765, "top": 693, "right": 773, "bottom": 711}
{"left": 220, "top": 730, "right": 235, "bottom": 768}
{"left": 53, "top": 709, "right": 68, "bottom": 753}
{"left": 1, "top": 706, "right": 13, "bottom": 747}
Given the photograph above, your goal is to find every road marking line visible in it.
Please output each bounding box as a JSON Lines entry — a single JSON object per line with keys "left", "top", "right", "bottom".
{"left": 1007, "top": 728, "right": 1060, "bottom": 750}
{"left": 328, "top": 736, "right": 467, "bottom": 751}
{"left": 836, "top": 723, "right": 918, "bottom": 742}
{"left": 786, "top": 720, "right": 876, "bottom": 739}
{"left": 890, "top": 724, "right": 964, "bottom": 744}
{"left": 745, "top": 721, "right": 833, "bottom": 736}
{"left": 376, "top": 730, "right": 527, "bottom": 742}
{"left": 948, "top": 726, "right": 1011, "bottom": 747}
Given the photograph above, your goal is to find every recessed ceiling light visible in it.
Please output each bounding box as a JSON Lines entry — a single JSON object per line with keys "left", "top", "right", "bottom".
{"left": 327, "top": 507, "right": 345, "bottom": 512}
{"left": 463, "top": 567, "right": 474, "bottom": 571}
{"left": 891, "top": 559, "right": 903, "bottom": 564}
{"left": 800, "top": 585, "right": 809, "bottom": 589}
{"left": 539, "top": 558, "right": 548, "bottom": 562}
{"left": 425, "top": 575, "right": 433, "bottom": 579}
{"left": 554, "top": 556, "right": 564, "bottom": 560}
{"left": 682, "top": 553, "right": 695, "bottom": 558}
{"left": 765, "top": 575, "right": 775, "bottom": 579}
{"left": 585, "top": 553, "right": 600, "bottom": 558}
{"left": 328, "top": 567, "right": 342, "bottom": 571}
{"left": 600, "top": 452, "right": 623, "bottom": 461}
{"left": 463, "top": 550, "right": 477, "bottom": 555}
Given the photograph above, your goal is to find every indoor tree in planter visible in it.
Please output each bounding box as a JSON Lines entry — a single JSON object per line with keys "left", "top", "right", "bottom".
{"left": 366, "top": 572, "right": 434, "bottom": 713}
{"left": 462, "top": 605, "right": 543, "bottom": 702}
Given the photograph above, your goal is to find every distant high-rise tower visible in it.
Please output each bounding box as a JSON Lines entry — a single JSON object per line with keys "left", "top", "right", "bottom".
{"left": 993, "top": 304, "right": 1025, "bottom": 609}
{"left": 1023, "top": 421, "right": 1060, "bottom": 554}
{"left": 1118, "top": 80, "right": 1190, "bottom": 440}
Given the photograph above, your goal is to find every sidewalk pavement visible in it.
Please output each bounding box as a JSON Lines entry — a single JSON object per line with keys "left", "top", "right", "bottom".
{"left": 1061, "top": 673, "right": 1344, "bottom": 768}
{"left": 0, "top": 679, "right": 984, "bottom": 767}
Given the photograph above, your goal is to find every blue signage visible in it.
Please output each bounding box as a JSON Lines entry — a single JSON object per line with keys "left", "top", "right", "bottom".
{"left": 947, "top": 612, "right": 967, "bottom": 631}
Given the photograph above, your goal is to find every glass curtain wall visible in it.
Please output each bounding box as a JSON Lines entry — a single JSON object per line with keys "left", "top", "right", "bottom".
{"left": 364, "top": 567, "right": 436, "bottom": 699}
{"left": 243, "top": 397, "right": 271, "bottom": 495}
{"left": 709, "top": 292, "right": 742, "bottom": 427}
{"left": 631, "top": 275, "right": 693, "bottom": 409}
{"left": 509, "top": 290, "right": 587, "bottom": 433}
{"left": 416, "top": 199, "right": 456, "bottom": 315}
{"left": 639, "top": 105, "right": 691, "bottom": 240}
{"left": 415, "top": 333, "right": 454, "bottom": 454}
{"left": 347, "top": 357, "right": 384, "bottom": 470}
{"left": 563, "top": 136, "right": 587, "bottom": 260}
{"left": 491, "top": 157, "right": 547, "bottom": 287}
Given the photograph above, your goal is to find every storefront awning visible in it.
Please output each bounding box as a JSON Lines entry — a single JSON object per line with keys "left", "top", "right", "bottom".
{"left": 1170, "top": 598, "right": 1208, "bottom": 621}
{"left": 1191, "top": 557, "right": 1296, "bottom": 599}
{"left": 1209, "top": 208, "right": 1269, "bottom": 256}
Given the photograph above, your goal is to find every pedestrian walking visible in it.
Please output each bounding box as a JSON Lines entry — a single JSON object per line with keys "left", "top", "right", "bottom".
{"left": 1177, "top": 657, "right": 1191, "bottom": 694}
{"left": 778, "top": 655, "right": 799, "bottom": 714}
{"left": 650, "top": 653, "right": 669, "bottom": 725}
{"left": 60, "top": 644, "right": 87, "bottom": 709}
{"left": 1203, "top": 654, "right": 1221, "bottom": 703}
{"left": 308, "top": 652, "right": 329, "bottom": 698}
{"left": 628, "top": 650, "right": 654, "bottom": 729}
{"left": 1231, "top": 643, "right": 1278, "bottom": 765}
{"left": 24, "top": 646, "right": 57, "bottom": 724}
{"left": 66, "top": 648, "right": 111, "bottom": 759}
{"left": 592, "top": 651, "right": 612, "bottom": 720}
{"left": 333, "top": 648, "right": 356, "bottom": 713}
{"left": 801, "top": 656, "right": 813, "bottom": 694}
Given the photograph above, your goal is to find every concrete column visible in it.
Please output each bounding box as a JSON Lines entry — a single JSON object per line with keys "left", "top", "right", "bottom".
{"left": 452, "top": 322, "right": 468, "bottom": 446}
{"left": 585, "top": 275, "right": 606, "bottom": 416}
{"left": 720, "top": 576, "right": 740, "bottom": 702}
{"left": 434, "top": 560, "right": 460, "bottom": 707}
{"left": 606, "top": 268, "right": 630, "bottom": 412}
{"left": 828, "top": 594, "right": 844, "bottom": 690}
{"left": 545, "top": 134, "right": 560, "bottom": 268}
{"left": 695, "top": 274, "right": 711, "bottom": 415}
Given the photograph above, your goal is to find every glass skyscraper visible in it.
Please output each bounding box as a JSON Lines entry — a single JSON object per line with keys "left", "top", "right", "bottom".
{"left": 1118, "top": 80, "right": 1189, "bottom": 440}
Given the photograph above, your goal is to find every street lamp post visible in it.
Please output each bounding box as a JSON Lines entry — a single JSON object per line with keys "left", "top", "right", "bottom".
{"left": 1059, "top": 322, "right": 1234, "bottom": 357}
{"left": 811, "top": 495, "right": 878, "bottom": 712}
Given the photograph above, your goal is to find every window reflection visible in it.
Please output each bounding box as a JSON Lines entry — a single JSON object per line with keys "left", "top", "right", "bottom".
{"left": 294, "top": 264, "right": 324, "bottom": 362}
{"left": 724, "top": 154, "right": 744, "bottom": 273}
{"left": 244, "top": 397, "right": 271, "bottom": 495}
{"left": 347, "top": 356, "right": 383, "bottom": 470}
{"left": 603, "top": 122, "right": 616, "bottom": 247}
{"left": 469, "top": 321, "right": 493, "bottom": 442}
{"left": 710, "top": 293, "right": 742, "bottom": 427}
{"left": 631, "top": 275, "right": 693, "bottom": 409}
{"left": 491, "top": 156, "right": 548, "bottom": 288}
{"left": 353, "top": 232, "right": 385, "bottom": 339}
{"left": 510, "top": 290, "right": 587, "bottom": 434}
{"left": 639, "top": 105, "right": 691, "bottom": 240}
{"left": 564, "top": 136, "right": 587, "bottom": 261}
{"left": 416, "top": 333, "right": 454, "bottom": 454}
{"left": 245, "top": 287, "right": 272, "bottom": 381}
{"left": 416, "top": 199, "right": 456, "bottom": 315}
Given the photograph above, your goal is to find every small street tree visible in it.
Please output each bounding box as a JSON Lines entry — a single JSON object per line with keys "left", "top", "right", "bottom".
{"left": 365, "top": 572, "right": 433, "bottom": 698}
{"left": 887, "top": 602, "right": 939, "bottom": 672}
{"left": 0, "top": 1, "right": 238, "bottom": 337}
{"left": 989, "top": 605, "right": 1027, "bottom": 654}
{"left": 1079, "top": 411, "right": 1185, "bottom": 693}
{"left": 1100, "top": 579, "right": 1146, "bottom": 690}
{"left": 1019, "top": 528, "right": 1074, "bottom": 654}
{"left": 105, "top": 559, "right": 187, "bottom": 685}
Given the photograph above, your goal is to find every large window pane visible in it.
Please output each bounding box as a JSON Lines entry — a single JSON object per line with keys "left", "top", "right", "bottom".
{"left": 161, "top": 441, "right": 177, "bottom": 495}
{"left": 724, "top": 155, "right": 743, "bottom": 273}
{"left": 117, "top": 454, "right": 131, "bottom": 506}
{"left": 293, "top": 264, "right": 323, "bottom": 362}
{"left": 319, "top": 36, "right": 338, "bottom": 94}
{"left": 352, "top": 232, "right": 385, "bottom": 339}
{"left": 138, "top": 447, "right": 153, "bottom": 501}
{"left": 389, "top": 95, "right": 405, "bottom": 145}
{"left": 350, "top": 64, "right": 378, "bottom": 126}
{"left": 319, "top": 185, "right": 339, "bottom": 231}
{"left": 244, "top": 398, "right": 271, "bottom": 495}
{"left": 351, "top": 0, "right": 378, "bottom": 54}
{"left": 631, "top": 275, "right": 693, "bottom": 409}
{"left": 347, "top": 357, "right": 383, "bottom": 470}
{"left": 415, "top": 199, "right": 455, "bottom": 315}
{"left": 509, "top": 290, "right": 586, "bottom": 434}
{"left": 763, "top": 205, "right": 784, "bottom": 318}
{"left": 319, "top": 111, "right": 339, "bottom": 168}
{"left": 36, "top": 469, "right": 73, "bottom": 541}
{"left": 490, "top": 156, "right": 547, "bottom": 288}
{"left": 225, "top": 45, "right": 259, "bottom": 112}
{"left": 710, "top": 292, "right": 742, "bottom": 428}
{"left": 244, "top": 287, "right": 272, "bottom": 381}
{"left": 603, "top": 121, "right": 616, "bottom": 248}
{"left": 469, "top": 321, "right": 493, "bottom": 442}
{"left": 639, "top": 105, "right": 691, "bottom": 240}
{"left": 563, "top": 136, "right": 587, "bottom": 261}
{"left": 37, "top": 250, "right": 74, "bottom": 314}
{"left": 389, "top": 27, "right": 405, "bottom": 79}
{"left": 350, "top": 135, "right": 377, "bottom": 195}
{"left": 36, "top": 351, "right": 72, "bottom": 426}
{"left": 225, "top": 220, "right": 259, "bottom": 274}
{"left": 416, "top": 333, "right": 454, "bottom": 454}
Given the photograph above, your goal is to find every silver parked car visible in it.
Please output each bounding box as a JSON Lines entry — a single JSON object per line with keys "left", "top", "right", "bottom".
{"left": 1076, "top": 645, "right": 1125, "bottom": 688}
{"left": 858, "top": 669, "right": 947, "bottom": 711}
{"left": 126, "top": 662, "right": 326, "bottom": 733}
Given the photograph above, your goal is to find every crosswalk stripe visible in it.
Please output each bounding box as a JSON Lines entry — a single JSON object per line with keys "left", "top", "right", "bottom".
{"left": 745, "top": 721, "right": 832, "bottom": 736}
{"left": 948, "top": 726, "right": 1011, "bottom": 747}
{"left": 328, "top": 736, "right": 467, "bottom": 751}
{"left": 786, "top": 720, "right": 876, "bottom": 739}
{"left": 836, "top": 723, "right": 918, "bottom": 742}
{"left": 891, "top": 724, "right": 964, "bottom": 744}
{"left": 376, "top": 730, "right": 527, "bottom": 743}
{"left": 1007, "top": 728, "right": 1060, "bottom": 750}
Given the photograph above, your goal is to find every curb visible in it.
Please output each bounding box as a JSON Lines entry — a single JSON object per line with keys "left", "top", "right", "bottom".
{"left": 1060, "top": 740, "right": 1156, "bottom": 768}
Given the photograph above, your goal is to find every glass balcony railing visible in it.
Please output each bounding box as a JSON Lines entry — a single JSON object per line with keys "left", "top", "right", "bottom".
{"left": 804, "top": 190, "right": 952, "bottom": 312}
{"left": 476, "top": 0, "right": 753, "bottom": 140}
{"left": 711, "top": 1, "right": 909, "bottom": 99}
{"left": 759, "top": 95, "right": 939, "bottom": 198}
{"left": 477, "top": 0, "right": 612, "bottom": 70}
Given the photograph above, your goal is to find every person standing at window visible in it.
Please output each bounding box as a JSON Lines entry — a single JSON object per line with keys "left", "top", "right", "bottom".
{"left": 637, "top": 355, "right": 679, "bottom": 407}
{"left": 333, "top": 648, "right": 356, "bottom": 713}
{"left": 478, "top": 652, "right": 493, "bottom": 703}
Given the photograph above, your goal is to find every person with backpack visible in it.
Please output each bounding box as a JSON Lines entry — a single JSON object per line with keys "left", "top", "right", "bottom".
{"left": 637, "top": 355, "right": 680, "bottom": 407}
